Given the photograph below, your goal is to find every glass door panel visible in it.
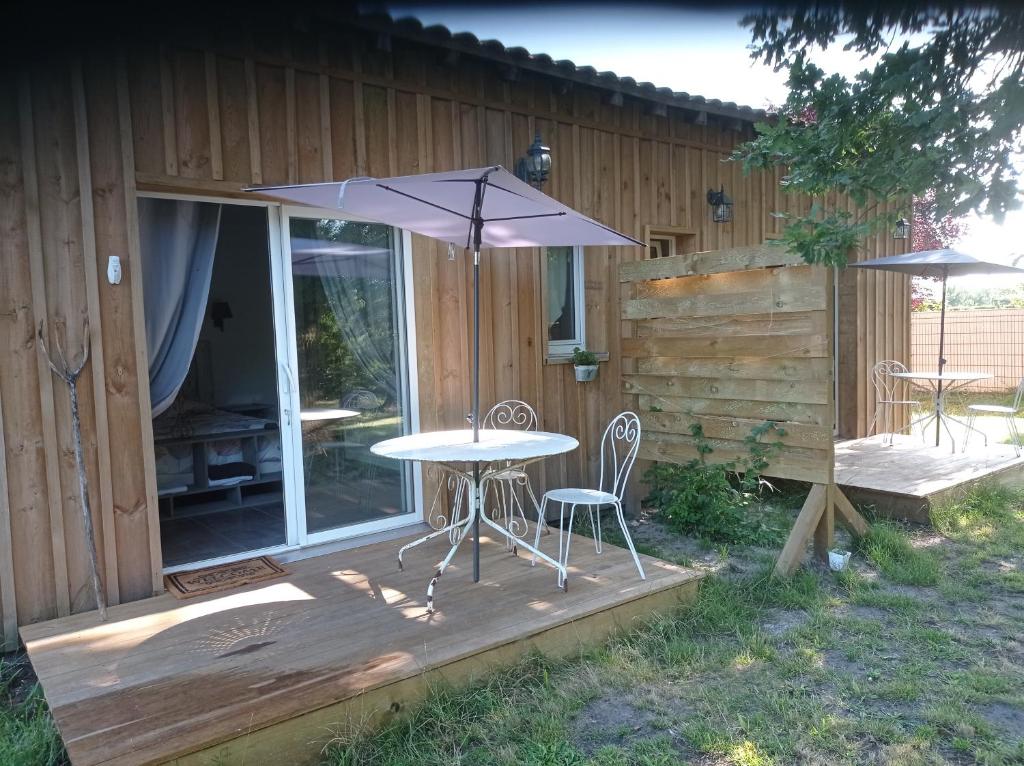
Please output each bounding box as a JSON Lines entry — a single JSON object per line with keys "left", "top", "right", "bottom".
{"left": 286, "top": 216, "right": 412, "bottom": 536}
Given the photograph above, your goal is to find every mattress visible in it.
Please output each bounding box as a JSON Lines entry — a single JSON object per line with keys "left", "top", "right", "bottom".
{"left": 153, "top": 404, "right": 281, "bottom": 495}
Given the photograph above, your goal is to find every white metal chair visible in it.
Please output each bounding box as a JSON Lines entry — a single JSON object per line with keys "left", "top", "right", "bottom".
{"left": 411, "top": 399, "right": 543, "bottom": 563}
{"left": 533, "top": 411, "right": 645, "bottom": 587}
{"left": 867, "top": 360, "right": 921, "bottom": 445}
{"left": 480, "top": 400, "right": 547, "bottom": 548}
{"left": 962, "top": 377, "right": 1024, "bottom": 456}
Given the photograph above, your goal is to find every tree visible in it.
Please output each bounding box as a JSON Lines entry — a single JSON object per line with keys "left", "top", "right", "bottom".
{"left": 736, "top": 5, "right": 1024, "bottom": 267}
{"left": 912, "top": 189, "right": 969, "bottom": 253}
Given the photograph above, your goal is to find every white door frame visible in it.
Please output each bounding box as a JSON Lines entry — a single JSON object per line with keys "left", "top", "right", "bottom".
{"left": 278, "top": 205, "right": 422, "bottom": 548}
{"left": 138, "top": 192, "right": 423, "bottom": 572}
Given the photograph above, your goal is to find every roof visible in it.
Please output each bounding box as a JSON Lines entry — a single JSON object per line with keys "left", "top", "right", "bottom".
{"left": 353, "top": 11, "right": 767, "bottom": 124}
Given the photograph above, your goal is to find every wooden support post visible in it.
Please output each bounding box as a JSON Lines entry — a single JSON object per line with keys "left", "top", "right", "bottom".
{"left": 833, "top": 486, "right": 870, "bottom": 538}
{"left": 774, "top": 483, "right": 871, "bottom": 577}
{"left": 814, "top": 483, "right": 836, "bottom": 561}
{"left": 774, "top": 483, "right": 826, "bottom": 576}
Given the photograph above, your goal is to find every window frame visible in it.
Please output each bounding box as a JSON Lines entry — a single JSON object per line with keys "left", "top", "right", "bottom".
{"left": 545, "top": 244, "right": 586, "bottom": 357}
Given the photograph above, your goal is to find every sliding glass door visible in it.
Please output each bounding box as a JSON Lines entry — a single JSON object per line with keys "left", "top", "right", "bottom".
{"left": 278, "top": 211, "right": 416, "bottom": 544}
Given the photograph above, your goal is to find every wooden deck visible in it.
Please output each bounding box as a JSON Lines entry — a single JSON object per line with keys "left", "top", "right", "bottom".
{"left": 21, "top": 529, "right": 701, "bottom": 766}
{"left": 835, "top": 435, "right": 1024, "bottom": 521}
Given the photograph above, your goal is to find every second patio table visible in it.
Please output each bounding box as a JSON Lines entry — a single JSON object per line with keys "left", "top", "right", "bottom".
{"left": 891, "top": 371, "right": 993, "bottom": 451}
{"left": 371, "top": 429, "right": 578, "bottom": 611}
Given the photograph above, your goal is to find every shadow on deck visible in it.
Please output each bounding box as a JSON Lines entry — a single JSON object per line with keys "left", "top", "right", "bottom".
{"left": 21, "top": 529, "right": 701, "bottom": 766}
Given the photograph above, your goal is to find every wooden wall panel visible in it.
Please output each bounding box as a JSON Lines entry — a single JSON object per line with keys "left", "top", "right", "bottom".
{"left": 620, "top": 245, "right": 835, "bottom": 485}
{"left": 0, "top": 24, "right": 910, "bottom": 639}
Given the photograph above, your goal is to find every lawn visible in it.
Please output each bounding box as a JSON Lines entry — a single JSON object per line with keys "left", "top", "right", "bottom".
{"left": 4, "top": 485, "right": 1024, "bottom": 766}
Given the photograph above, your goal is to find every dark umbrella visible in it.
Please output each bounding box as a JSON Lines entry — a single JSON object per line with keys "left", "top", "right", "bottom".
{"left": 853, "top": 249, "right": 1024, "bottom": 445}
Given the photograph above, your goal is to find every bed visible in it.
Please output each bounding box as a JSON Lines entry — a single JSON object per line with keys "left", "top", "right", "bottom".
{"left": 152, "top": 402, "right": 282, "bottom": 514}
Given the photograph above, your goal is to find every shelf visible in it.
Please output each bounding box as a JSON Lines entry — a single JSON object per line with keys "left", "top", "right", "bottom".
{"left": 159, "top": 472, "right": 283, "bottom": 500}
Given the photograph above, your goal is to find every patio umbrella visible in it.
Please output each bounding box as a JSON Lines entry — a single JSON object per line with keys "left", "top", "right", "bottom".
{"left": 853, "top": 249, "right": 1024, "bottom": 445}
{"left": 248, "top": 166, "right": 642, "bottom": 580}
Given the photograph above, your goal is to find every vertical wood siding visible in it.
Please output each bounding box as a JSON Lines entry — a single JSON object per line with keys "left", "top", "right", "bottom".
{"left": 0, "top": 26, "right": 908, "bottom": 644}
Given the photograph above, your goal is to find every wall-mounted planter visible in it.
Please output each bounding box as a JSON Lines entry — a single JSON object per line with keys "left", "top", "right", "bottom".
{"left": 574, "top": 364, "right": 598, "bottom": 382}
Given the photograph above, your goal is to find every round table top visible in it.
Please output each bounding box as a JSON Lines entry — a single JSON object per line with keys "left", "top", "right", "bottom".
{"left": 300, "top": 407, "right": 360, "bottom": 422}
{"left": 371, "top": 429, "right": 578, "bottom": 464}
{"left": 891, "top": 371, "right": 993, "bottom": 382}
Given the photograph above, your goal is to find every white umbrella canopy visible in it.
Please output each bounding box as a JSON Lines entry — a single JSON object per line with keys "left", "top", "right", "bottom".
{"left": 249, "top": 165, "right": 641, "bottom": 582}
{"left": 249, "top": 165, "right": 641, "bottom": 249}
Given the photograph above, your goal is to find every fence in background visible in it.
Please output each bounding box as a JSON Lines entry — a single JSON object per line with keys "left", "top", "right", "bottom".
{"left": 911, "top": 308, "right": 1024, "bottom": 391}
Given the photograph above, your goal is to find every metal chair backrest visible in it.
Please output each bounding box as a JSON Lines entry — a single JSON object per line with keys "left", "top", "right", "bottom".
{"left": 1012, "top": 377, "right": 1024, "bottom": 411}
{"left": 482, "top": 399, "right": 538, "bottom": 431}
{"left": 871, "top": 360, "right": 910, "bottom": 404}
{"left": 598, "top": 411, "right": 641, "bottom": 499}
{"left": 341, "top": 389, "right": 382, "bottom": 412}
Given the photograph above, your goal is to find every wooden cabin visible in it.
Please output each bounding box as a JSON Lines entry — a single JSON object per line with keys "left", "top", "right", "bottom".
{"left": 0, "top": 9, "right": 910, "bottom": 644}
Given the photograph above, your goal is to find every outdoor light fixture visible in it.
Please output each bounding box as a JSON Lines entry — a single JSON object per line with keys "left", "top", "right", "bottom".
{"left": 706, "top": 186, "right": 733, "bottom": 223}
{"left": 515, "top": 132, "right": 552, "bottom": 190}
{"left": 894, "top": 217, "right": 910, "bottom": 240}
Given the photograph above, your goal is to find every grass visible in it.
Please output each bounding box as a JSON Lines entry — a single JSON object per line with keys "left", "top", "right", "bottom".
{"left": 0, "top": 659, "right": 64, "bottom": 766}
{"left": 6, "top": 485, "right": 1024, "bottom": 765}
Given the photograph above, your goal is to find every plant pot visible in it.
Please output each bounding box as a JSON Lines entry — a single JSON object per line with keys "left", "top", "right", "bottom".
{"left": 574, "top": 364, "right": 598, "bottom": 382}
{"left": 828, "top": 549, "right": 852, "bottom": 571}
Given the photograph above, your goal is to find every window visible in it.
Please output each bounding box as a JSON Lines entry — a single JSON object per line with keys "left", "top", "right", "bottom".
{"left": 649, "top": 235, "right": 675, "bottom": 259}
{"left": 645, "top": 228, "right": 696, "bottom": 260}
{"left": 546, "top": 245, "right": 585, "bottom": 355}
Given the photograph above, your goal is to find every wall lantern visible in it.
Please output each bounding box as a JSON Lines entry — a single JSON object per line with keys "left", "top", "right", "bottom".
{"left": 706, "top": 186, "right": 733, "bottom": 223}
{"left": 893, "top": 217, "right": 910, "bottom": 240}
{"left": 515, "top": 132, "right": 552, "bottom": 190}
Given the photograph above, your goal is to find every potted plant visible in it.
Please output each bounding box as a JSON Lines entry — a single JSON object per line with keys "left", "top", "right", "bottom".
{"left": 572, "top": 347, "right": 599, "bottom": 382}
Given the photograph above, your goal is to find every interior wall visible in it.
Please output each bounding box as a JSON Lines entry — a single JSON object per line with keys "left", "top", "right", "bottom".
{"left": 198, "top": 204, "right": 277, "bottom": 409}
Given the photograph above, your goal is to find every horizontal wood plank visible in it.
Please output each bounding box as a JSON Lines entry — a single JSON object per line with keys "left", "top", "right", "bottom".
{"left": 640, "top": 412, "right": 833, "bottom": 449}
{"left": 622, "top": 287, "right": 826, "bottom": 321}
{"left": 637, "top": 394, "right": 832, "bottom": 426}
{"left": 635, "top": 310, "right": 828, "bottom": 339}
{"left": 639, "top": 432, "right": 833, "bottom": 484}
{"left": 633, "top": 264, "right": 819, "bottom": 299}
{"left": 619, "top": 243, "right": 804, "bottom": 282}
{"left": 622, "top": 334, "right": 829, "bottom": 359}
{"left": 624, "top": 373, "right": 831, "bottom": 405}
{"left": 637, "top": 356, "right": 832, "bottom": 381}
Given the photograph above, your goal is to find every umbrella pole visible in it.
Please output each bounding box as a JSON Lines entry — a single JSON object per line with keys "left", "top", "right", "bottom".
{"left": 472, "top": 247, "right": 481, "bottom": 583}
{"left": 935, "top": 271, "right": 948, "bottom": 447}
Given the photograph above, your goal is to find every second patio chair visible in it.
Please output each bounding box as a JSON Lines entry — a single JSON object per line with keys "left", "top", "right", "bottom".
{"left": 962, "top": 376, "right": 1024, "bottom": 457}
{"left": 533, "top": 411, "right": 646, "bottom": 587}
{"left": 480, "top": 399, "right": 547, "bottom": 547}
{"left": 867, "top": 360, "right": 921, "bottom": 445}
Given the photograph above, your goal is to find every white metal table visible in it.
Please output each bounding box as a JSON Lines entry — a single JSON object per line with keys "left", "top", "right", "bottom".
{"left": 891, "top": 371, "right": 993, "bottom": 451}
{"left": 371, "top": 429, "right": 578, "bottom": 611}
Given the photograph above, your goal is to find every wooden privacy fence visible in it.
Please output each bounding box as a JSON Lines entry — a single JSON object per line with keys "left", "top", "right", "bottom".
{"left": 619, "top": 244, "right": 869, "bottom": 574}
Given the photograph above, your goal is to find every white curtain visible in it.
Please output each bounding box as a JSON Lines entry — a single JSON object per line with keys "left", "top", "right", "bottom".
{"left": 139, "top": 198, "right": 222, "bottom": 417}
{"left": 314, "top": 250, "right": 399, "bottom": 404}
{"left": 547, "top": 246, "right": 572, "bottom": 337}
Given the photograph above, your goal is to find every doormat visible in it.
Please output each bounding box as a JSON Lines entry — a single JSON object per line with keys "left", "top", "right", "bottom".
{"left": 164, "top": 556, "right": 288, "bottom": 600}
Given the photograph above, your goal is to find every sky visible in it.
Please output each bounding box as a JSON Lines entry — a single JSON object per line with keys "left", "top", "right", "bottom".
{"left": 387, "top": 4, "right": 1024, "bottom": 289}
